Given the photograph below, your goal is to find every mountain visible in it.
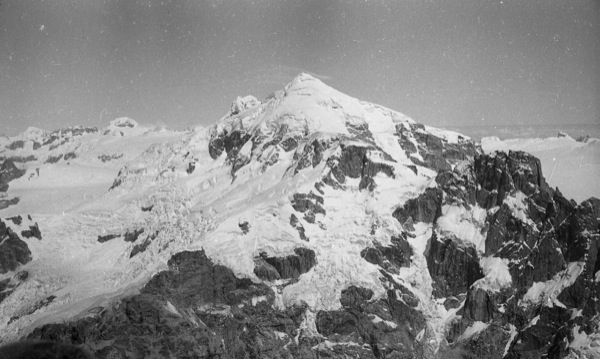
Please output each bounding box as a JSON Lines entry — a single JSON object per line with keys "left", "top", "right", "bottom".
{"left": 0, "top": 74, "right": 598, "bottom": 358}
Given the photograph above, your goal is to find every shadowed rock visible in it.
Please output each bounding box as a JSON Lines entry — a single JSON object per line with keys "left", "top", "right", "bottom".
{"left": 426, "top": 233, "right": 483, "bottom": 298}
{"left": 316, "top": 283, "right": 427, "bottom": 358}
{"left": 21, "top": 223, "right": 42, "bottom": 240}
{"left": 293, "top": 139, "right": 331, "bottom": 174}
{"left": 289, "top": 214, "right": 308, "bottom": 241}
{"left": 130, "top": 238, "right": 151, "bottom": 258}
{"left": 27, "top": 250, "right": 324, "bottom": 358}
{"left": 0, "top": 340, "right": 92, "bottom": 359}
{"left": 254, "top": 248, "right": 316, "bottom": 280}
{"left": 361, "top": 235, "right": 413, "bottom": 272}
{"left": 340, "top": 286, "right": 373, "bottom": 309}
{"left": 97, "top": 234, "right": 120, "bottom": 243}
{"left": 208, "top": 130, "right": 251, "bottom": 160}
{"left": 0, "top": 196, "right": 20, "bottom": 210}
{"left": 327, "top": 144, "right": 395, "bottom": 191}
{"left": 393, "top": 187, "right": 443, "bottom": 227}
{"left": 7, "top": 215, "right": 22, "bottom": 225}
{"left": 0, "top": 159, "right": 24, "bottom": 192}
{"left": 0, "top": 220, "right": 32, "bottom": 274}
{"left": 123, "top": 228, "right": 144, "bottom": 243}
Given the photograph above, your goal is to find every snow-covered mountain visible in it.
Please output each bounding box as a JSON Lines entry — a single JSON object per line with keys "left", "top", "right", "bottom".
{"left": 0, "top": 74, "right": 599, "bottom": 358}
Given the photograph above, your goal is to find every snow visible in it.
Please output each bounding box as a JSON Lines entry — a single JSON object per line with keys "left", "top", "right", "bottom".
{"left": 165, "top": 300, "right": 182, "bottom": 316}
{"left": 251, "top": 295, "right": 268, "bottom": 306}
{"left": 423, "top": 125, "right": 467, "bottom": 144}
{"left": 473, "top": 256, "right": 512, "bottom": 292}
{"left": 103, "top": 117, "right": 153, "bottom": 137}
{"left": 504, "top": 191, "right": 536, "bottom": 228}
{"left": 369, "top": 314, "right": 398, "bottom": 328}
{"left": 482, "top": 136, "right": 600, "bottom": 203}
{"left": 458, "top": 321, "right": 489, "bottom": 341}
{"left": 567, "top": 325, "right": 600, "bottom": 359}
{"left": 503, "top": 324, "right": 518, "bottom": 357}
{"left": 520, "top": 262, "right": 585, "bottom": 308}
{"left": 436, "top": 205, "right": 487, "bottom": 253}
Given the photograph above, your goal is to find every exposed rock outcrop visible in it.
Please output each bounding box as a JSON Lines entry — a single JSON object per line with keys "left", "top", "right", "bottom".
{"left": 395, "top": 122, "right": 476, "bottom": 172}
{"left": 361, "top": 235, "right": 413, "bottom": 272}
{"left": 20, "top": 223, "right": 42, "bottom": 240}
{"left": 426, "top": 233, "right": 484, "bottom": 298}
{"left": 0, "top": 159, "right": 23, "bottom": 192}
{"left": 253, "top": 248, "right": 316, "bottom": 281}
{"left": 123, "top": 228, "right": 145, "bottom": 243}
{"left": 393, "top": 187, "right": 443, "bottom": 228}
{"left": 289, "top": 213, "right": 308, "bottom": 241}
{"left": 326, "top": 144, "right": 395, "bottom": 191}
{"left": 0, "top": 271, "right": 28, "bottom": 305}
{"left": 0, "top": 340, "right": 92, "bottom": 359}
{"left": 316, "top": 283, "right": 427, "bottom": 358}
{"left": 27, "top": 250, "right": 325, "bottom": 358}
{"left": 97, "top": 234, "right": 120, "bottom": 243}
{"left": 0, "top": 196, "right": 19, "bottom": 210}
{"left": 129, "top": 238, "right": 151, "bottom": 258}
{"left": 0, "top": 220, "right": 32, "bottom": 274}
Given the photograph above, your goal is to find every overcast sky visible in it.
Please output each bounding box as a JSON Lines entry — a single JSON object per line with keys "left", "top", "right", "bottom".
{"left": 1, "top": 0, "right": 598, "bottom": 136}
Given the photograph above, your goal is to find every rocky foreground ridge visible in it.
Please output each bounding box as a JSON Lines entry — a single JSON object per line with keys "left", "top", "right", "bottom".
{"left": 0, "top": 74, "right": 599, "bottom": 358}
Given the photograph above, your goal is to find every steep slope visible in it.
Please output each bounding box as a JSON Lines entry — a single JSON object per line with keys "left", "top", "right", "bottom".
{"left": 482, "top": 136, "right": 600, "bottom": 203}
{"left": 0, "top": 74, "right": 598, "bottom": 358}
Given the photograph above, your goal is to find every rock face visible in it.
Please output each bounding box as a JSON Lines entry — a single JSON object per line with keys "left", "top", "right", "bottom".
{"left": 326, "top": 144, "right": 395, "bottom": 191}
{"left": 396, "top": 122, "right": 476, "bottom": 171}
{"left": 97, "top": 234, "right": 120, "bottom": 243}
{"left": 430, "top": 150, "right": 600, "bottom": 357}
{"left": 253, "top": 248, "right": 316, "bottom": 281}
{"left": 393, "top": 187, "right": 443, "bottom": 226}
{"left": 20, "top": 223, "right": 42, "bottom": 240}
{"left": 0, "top": 197, "right": 19, "bottom": 210}
{"left": 316, "top": 282, "right": 427, "bottom": 358}
{"left": 123, "top": 228, "right": 145, "bottom": 243}
{"left": 0, "top": 159, "right": 23, "bottom": 192}
{"left": 27, "top": 250, "right": 319, "bottom": 358}
{"left": 27, "top": 249, "right": 426, "bottom": 359}
{"left": 361, "top": 235, "right": 413, "bottom": 272}
{"left": 0, "top": 219, "right": 32, "bottom": 274}
{"left": 426, "top": 234, "right": 484, "bottom": 298}
{"left": 0, "top": 340, "right": 92, "bottom": 359}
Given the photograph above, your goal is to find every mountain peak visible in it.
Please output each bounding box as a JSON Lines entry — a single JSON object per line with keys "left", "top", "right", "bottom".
{"left": 108, "top": 117, "right": 139, "bottom": 129}
{"left": 285, "top": 72, "right": 323, "bottom": 88}
{"left": 103, "top": 117, "right": 151, "bottom": 137}
{"left": 213, "top": 72, "right": 417, "bottom": 147}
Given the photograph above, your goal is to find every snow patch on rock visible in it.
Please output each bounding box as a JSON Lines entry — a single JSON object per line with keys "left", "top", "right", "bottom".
{"left": 520, "top": 261, "right": 585, "bottom": 308}
{"left": 473, "top": 256, "right": 512, "bottom": 292}
{"left": 436, "top": 205, "right": 487, "bottom": 253}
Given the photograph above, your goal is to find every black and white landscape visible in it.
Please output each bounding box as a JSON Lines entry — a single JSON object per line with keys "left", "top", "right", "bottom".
{"left": 0, "top": 74, "right": 599, "bottom": 358}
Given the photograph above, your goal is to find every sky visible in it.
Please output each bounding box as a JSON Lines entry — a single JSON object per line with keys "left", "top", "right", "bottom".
{"left": 1, "top": 0, "right": 599, "bottom": 137}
